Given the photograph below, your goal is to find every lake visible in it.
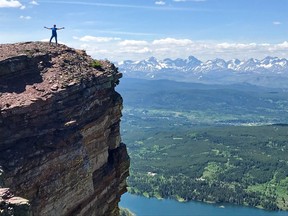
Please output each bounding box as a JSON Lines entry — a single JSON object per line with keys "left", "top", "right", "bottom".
{"left": 120, "top": 193, "right": 288, "bottom": 216}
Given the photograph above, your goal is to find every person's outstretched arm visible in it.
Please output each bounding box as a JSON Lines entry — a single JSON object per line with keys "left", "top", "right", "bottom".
{"left": 57, "top": 27, "right": 65, "bottom": 30}
{"left": 44, "top": 26, "right": 51, "bottom": 29}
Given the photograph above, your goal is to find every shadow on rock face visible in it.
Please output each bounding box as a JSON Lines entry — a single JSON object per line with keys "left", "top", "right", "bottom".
{"left": 0, "top": 55, "right": 44, "bottom": 94}
{"left": 0, "top": 73, "right": 43, "bottom": 94}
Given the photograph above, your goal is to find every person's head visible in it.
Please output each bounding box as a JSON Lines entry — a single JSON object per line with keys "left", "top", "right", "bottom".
{"left": 54, "top": 24, "right": 56, "bottom": 27}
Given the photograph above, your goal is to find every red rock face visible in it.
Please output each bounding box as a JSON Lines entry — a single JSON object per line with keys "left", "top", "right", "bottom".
{"left": 0, "top": 42, "right": 129, "bottom": 216}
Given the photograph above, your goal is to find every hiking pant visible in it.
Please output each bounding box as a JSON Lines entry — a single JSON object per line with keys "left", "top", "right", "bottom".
{"left": 50, "top": 34, "right": 58, "bottom": 44}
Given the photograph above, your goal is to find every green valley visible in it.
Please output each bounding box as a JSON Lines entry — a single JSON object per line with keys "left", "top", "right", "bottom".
{"left": 117, "top": 78, "right": 288, "bottom": 211}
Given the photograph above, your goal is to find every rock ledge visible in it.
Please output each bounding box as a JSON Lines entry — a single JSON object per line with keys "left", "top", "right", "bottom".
{"left": 0, "top": 42, "right": 129, "bottom": 216}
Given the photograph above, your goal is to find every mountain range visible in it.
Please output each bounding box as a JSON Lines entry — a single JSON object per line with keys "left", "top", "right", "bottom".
{"left": 115, "top": 56, "right": 288, "bottom": 88}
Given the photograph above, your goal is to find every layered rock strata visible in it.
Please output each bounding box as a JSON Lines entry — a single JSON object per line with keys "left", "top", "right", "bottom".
{"left": 0, "top": 42, "right": 129, "bottom": 216}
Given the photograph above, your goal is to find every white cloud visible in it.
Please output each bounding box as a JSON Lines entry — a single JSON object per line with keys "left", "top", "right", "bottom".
{"left": 29, "top": 0, "right": 38, "bottom": 5}
{"left": 110, "top": 39, "right": 151, "bottom": 54}
{"left": 215, "top": 42, "right": 258, "bottom": 50}
{"left": 273, "top": 21, "right": 281, "bottom": 25}
{"left": 155, "top": 1, "right": 166, "bottom": 5}
{"left": 71, "top": 36, "right": 288, "bottom": 62}
{"left": 19, "top": 15, "right": 31, "bottom": 20}
{"left": 272, "top": 41, "right": 288, "bottom": 49}
{"left": 152, "top": 38, "right": 193, "bottom": 46}
{"left": 0, "top": 0, "right": 23, "bottom": 8}
{"left": 74, "top": 35, "right": 121, "bottom": 42}
{"left": 118, "top": 40, "right": 149, "bottom": 46}
{"left": 119, "top": 46, "right": 152, "bottom": 54}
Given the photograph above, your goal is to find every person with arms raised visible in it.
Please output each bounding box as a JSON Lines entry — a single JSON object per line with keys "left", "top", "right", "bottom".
{"left": 44, "top": 24, "right": 65, "bottom": 45}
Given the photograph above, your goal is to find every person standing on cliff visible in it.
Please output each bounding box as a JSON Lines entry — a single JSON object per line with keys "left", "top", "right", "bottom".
{"left": 44, "top": 24, "right": 65, "bottom": 45}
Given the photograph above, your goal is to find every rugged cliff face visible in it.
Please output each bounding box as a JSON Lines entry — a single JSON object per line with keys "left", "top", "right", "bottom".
{"left": 0, "top": 42, "right": 129, "bottom": 216}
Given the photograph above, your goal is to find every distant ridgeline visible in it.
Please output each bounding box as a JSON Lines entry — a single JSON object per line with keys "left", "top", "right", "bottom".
{"left": 116, "top": 56, "right": 288, "bottom": 88}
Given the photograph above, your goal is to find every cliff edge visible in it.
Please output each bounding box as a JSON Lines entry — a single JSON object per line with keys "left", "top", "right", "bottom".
{"left": 0, "top": 42, "right": 129, "bottom": 216}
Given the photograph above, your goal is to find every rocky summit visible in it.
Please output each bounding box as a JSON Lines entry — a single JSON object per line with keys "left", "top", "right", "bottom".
{"left": 0, "top": 42, "right": 129, "bottom": 216}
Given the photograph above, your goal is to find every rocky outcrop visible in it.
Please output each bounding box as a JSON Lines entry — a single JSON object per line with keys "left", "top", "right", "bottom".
{"left": 0, "top": 187, "right": 31, "bottom": 216}
{"left": 0, "top": 42, "right": 129, "bottom": 216}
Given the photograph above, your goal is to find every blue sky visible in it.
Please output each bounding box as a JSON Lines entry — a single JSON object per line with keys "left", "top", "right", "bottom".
{"left": 0, "top": 0, "right": 288, "bottom": 62}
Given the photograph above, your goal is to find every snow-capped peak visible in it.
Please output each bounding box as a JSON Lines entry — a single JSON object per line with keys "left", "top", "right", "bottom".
{"left": 116, "top": 56, "right": 288, "bottom": 74}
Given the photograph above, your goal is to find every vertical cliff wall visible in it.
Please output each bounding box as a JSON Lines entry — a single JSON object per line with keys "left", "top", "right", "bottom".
{"left": 0, "top": 42, "right": 129, "bottom": 216}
